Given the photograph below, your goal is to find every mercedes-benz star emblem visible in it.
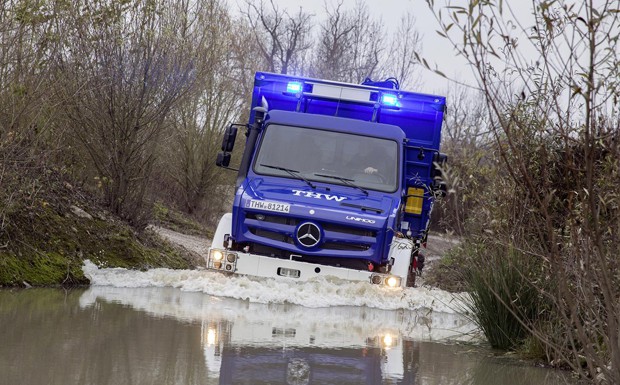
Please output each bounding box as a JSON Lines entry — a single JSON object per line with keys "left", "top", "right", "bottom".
{"left": 296, "top": 222, "right": 321, "bottom": 248}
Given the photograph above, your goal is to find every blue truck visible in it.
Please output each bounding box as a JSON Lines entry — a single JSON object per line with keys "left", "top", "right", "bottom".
{"left": 208, "top": 72, "right": 446, "bottom": 288}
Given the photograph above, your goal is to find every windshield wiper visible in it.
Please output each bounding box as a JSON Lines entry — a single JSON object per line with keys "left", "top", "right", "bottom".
{"left": 313, "top": 173, "right": 368, "bottom": 196}
{"left": 260, "top": 164, "right": 316, "bottom": 189}
{"left": 340, "top": 202, "right": 383, "bottom": 213}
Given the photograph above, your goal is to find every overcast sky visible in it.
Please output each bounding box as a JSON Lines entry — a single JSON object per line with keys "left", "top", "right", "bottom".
{"left": 240, "top": 0, "right": 538, "bottom": 95}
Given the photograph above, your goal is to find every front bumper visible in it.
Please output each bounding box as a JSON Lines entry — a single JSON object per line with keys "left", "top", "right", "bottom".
{"left": 206, "top": 248, "right": 404, "bottom": 288}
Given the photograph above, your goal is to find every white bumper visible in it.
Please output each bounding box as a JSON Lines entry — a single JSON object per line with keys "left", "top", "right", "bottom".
{"left": 208, "top": 213, "right": 413, "bottom": 288}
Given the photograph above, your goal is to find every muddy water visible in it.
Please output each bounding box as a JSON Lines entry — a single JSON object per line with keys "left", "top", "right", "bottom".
{"left": 0, "top": 287, "right": 576, "bottom": 385}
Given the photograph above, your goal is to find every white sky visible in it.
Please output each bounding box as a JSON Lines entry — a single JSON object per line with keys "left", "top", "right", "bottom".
{"left": 272, "top": 0, "right": 467, "bottom": 93}
{"left": 242, "top": 0, "right": 539, "bottom": 95}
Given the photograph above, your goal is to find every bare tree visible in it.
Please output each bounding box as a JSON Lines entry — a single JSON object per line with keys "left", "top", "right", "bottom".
{"left": 226, "top": 18, "right": 271, "bottom": 110}
{"left": 310, "top": 1, "right": 356, "bottom": 81}
{"left": 0, "top": 0, "right": 67, "bottom": 236}
{"left": 342, "top": 1, "right": 385, "bottom": 83}
{"left": 381, "top": 12, "right": 422, "bottom": 90}
{"left": 55, "top": 0, "right": 207, "bottom": 225}
{"left": 430, "top": 0, "right": 620, "bottom": 381}
{"left": 434, "top": 84, "right": 491, "bottom": 235}
{"left": 158, "top": 0, "right": 243, "bottom": 224}
{"left": 243, "top": 0, "right": 313, "bottom": 75}
{"left": 0, "top": 0, "right": 62, "bottom": 160}
{"left": 311, "top": 1, "right": 384, "bottom": 83}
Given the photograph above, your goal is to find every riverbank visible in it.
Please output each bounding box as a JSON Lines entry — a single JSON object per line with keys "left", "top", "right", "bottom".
{"left": 0, "top": 168, "right": 201, "bottom": 287}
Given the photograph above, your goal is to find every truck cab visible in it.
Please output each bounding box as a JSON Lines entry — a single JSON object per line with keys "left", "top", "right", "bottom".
{"left": 209, "top": 72, "right": 446, "bottom": 287}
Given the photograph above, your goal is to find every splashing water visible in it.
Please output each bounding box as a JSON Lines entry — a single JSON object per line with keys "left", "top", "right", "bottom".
{"left": 83, "top": 260, "right": 469, "bottom": 313}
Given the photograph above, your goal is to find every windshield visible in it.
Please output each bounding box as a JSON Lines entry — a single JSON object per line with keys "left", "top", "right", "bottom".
{"left": 253, "top": 124, "right": 399, "bottom": 193}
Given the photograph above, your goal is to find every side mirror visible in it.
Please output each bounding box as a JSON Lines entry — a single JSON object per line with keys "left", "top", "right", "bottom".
{"left": 216, "top": 152, "right": 231, "bottom": 167}
{"left": 431, "top": 153, "right": 447, "bottom": 179}
{"left": 431, "top": 180, "right": 447, "bottom": 197}
{"left": 431, "top": 152, "right": 448, "bottom": 197}
{"left": 221, "top": 125, "right": 238, "bottom": 152}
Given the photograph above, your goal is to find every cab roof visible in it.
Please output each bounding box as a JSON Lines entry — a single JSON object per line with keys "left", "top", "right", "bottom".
{"left": 265, "top": 110, "right": 406, "bottom": 141}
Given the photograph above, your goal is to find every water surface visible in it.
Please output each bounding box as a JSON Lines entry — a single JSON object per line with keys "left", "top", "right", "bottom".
{"left": 0, "top": 286, "right": 576, "bottom": 385}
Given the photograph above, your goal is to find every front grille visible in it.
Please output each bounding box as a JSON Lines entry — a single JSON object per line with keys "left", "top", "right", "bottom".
{"left": 249, "top": 226, "right": 372, "bottom": 252}
{"left": 246, "top": 213, "right": 296, "bottom": 225}
{"left": 322, "top": 242, "right": 370, "bottom": 251}
{"left": 245, "top": 213, "right": 377, "bottom": 238}
{"left": 322, "top": 222, "right": 376, "bottom": 237}
{"left": 250, "top": 228, "right": 295, "bottom": 245}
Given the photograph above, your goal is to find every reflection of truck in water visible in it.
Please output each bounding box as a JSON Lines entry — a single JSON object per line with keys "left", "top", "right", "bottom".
{"left": 208, "top": 72, "right": 447, "bottom": 287}
{"left": 78, "top": 286, "right": 478, "bottom": 384}
{"left": 218, "top": 346, "right": 383, "bottom": 385}
{"left": 202, "top": 315, "right": 419, "bottom": 385}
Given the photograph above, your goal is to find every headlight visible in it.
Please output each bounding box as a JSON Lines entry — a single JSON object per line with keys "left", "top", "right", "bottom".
{"left": 386, "top": 276, "right": 400, "bottom": 288}
{"left": 370, "top": 274, "right": 401, "bottom": 287}
{"left": 370, "top": 275, "right": 383, "bottom": 285}
{"left": 212, "top": 250, "right": 223, "bottom": 261}
{"left": 208, "top": 249, "right": 237, "bottom": 272}
{"left": 208, "top": 249, "right": 226, "bottom": 270}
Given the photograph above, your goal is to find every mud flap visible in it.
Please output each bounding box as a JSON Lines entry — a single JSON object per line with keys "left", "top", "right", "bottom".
{"left": 387, "top": 238, "right": 414, "bottom": 287}
{"left": 406, "top": 268, "right": 417, "bottom": 287}
{"left": 210, "top": 213, "right": 233, "bottom": 250}
{"left": 406, "top": 253, "right": 417, "bottom": 287}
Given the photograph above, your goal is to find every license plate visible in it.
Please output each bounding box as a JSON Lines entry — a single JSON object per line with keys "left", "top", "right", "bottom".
{"left": 277, "top": 267, "right": 301, "bottom": 278}
{"left": 247, "top": 200, "right": 290, "bottom": 213}
{"left": 272, "top": 327, "right": 296, "bottom": 337}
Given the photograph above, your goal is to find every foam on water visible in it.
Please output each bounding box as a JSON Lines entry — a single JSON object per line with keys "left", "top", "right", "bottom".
{"left": 83, "top": 260, "right": 469, "bottom": 313}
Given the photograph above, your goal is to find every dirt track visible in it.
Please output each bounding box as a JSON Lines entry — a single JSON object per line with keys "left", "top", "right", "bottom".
{"left": 149, "top": 225, "right": 211, "bottom": 264}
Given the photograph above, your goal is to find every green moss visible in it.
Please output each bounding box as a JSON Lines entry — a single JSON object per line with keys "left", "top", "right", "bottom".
{"left": 0, "top": 252, "right": 87, "bottom": 286}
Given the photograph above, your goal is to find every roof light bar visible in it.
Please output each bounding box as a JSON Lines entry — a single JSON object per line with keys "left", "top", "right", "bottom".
{"left": 287, "top": 82, "right": 302, "bottom": 93}
{"left": 381, "top": 94, "right": 399, "bottom": 106}
{"left": 308, "top": 83, "right": 375, "bottom": 104}
{"left": 285, "top": 78, "right": 401, "bottom": 107}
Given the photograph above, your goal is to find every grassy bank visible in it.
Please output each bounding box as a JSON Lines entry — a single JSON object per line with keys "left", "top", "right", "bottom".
{"left": 0, "top": 168, "right": 197, "bottom": 287}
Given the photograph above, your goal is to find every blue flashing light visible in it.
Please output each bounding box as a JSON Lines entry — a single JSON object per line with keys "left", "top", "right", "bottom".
{"left": 287, "top": 82, "right": 303, "bottom": 93}
{"left": 382, "top": 94, "right": 399, "bottom": 106}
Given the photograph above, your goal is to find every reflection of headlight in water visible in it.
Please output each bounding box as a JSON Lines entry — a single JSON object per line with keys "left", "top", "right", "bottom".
{"left": 206, "top": 328, "right": 217, "bottom": 346}
{"left": 383, "top": 334, "right": 393, "bottom": 348}
{"left": 287, "top": 358, "right": 310, "bottom": 385}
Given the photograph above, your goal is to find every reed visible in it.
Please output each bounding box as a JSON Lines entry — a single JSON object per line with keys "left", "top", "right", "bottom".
{"left": 463, "top": 244, "right": 545, "bottom": 350}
